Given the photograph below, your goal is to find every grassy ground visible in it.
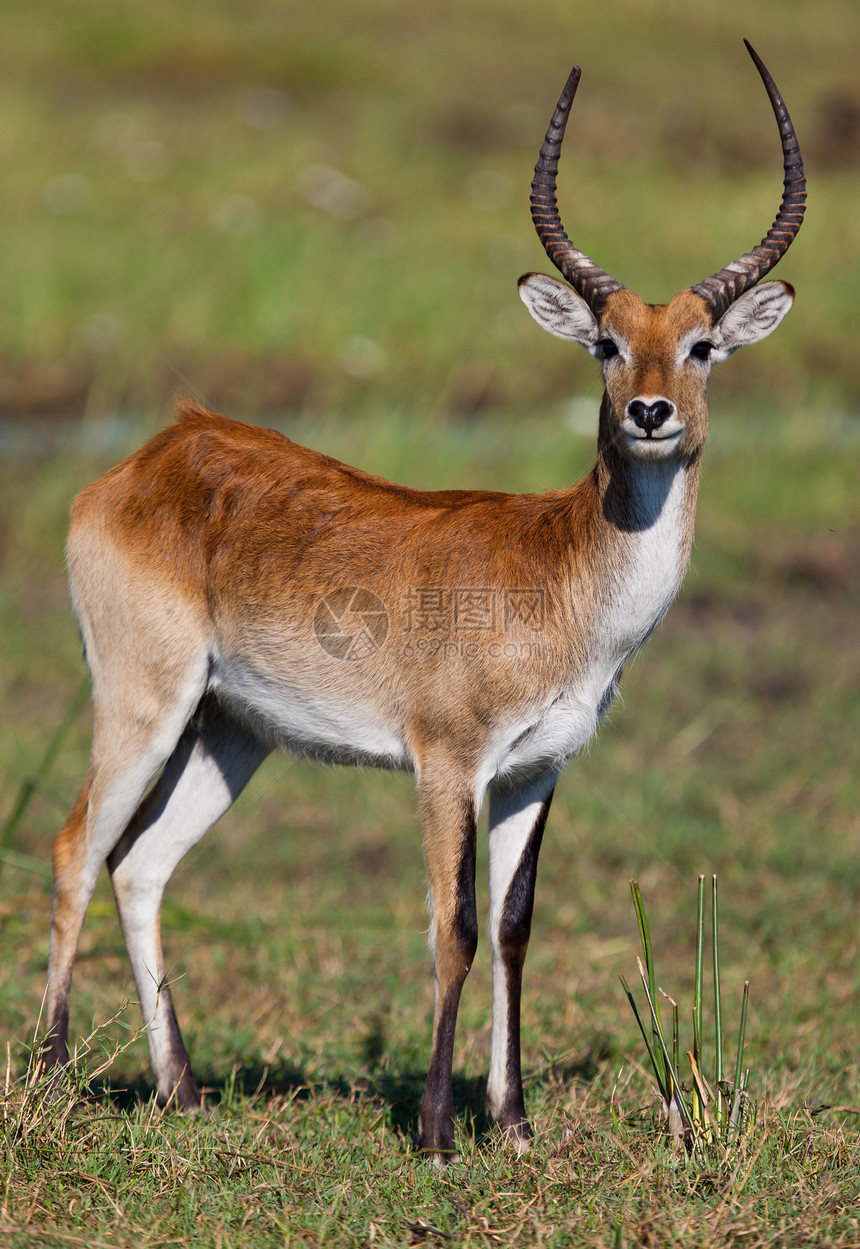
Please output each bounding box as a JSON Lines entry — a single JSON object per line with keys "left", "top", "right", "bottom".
{"left": 1, "top": 1, "right": 860, "bottom": 1245}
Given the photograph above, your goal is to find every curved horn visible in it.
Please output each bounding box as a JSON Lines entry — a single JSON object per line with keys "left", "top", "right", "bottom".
{"left": 691, "top": 40, "right": 807, "bottom": 321}
{"left": 530, "top": 65, "right": 626, "bottom": 313}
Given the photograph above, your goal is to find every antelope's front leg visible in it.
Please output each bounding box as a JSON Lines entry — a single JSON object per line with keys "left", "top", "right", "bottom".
{"left": 416, "top": 773, "right": 479, "bottom": 1164}
{"left": 487, "top": 773, "right": 556, "bottom": 1151}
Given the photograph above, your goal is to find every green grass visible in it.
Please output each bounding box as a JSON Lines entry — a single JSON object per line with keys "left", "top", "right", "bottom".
{"left": 3, "top": 1044, "right": 857, "bottom": 1247}
{"left": 2, "top": 1, "right": 860, "bottom": 1244}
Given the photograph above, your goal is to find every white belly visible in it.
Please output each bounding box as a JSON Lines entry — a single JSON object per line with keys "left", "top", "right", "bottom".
{"left": 208, "top": 653, "right": 410, "bottom": 769}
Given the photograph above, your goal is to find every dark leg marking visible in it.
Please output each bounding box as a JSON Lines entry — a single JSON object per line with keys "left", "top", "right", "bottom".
{"left": 418, "top": 795, "right": 479, "bottom": 1161}
{"left": 492, "top": 789, "right": 553, "bottom": 1137}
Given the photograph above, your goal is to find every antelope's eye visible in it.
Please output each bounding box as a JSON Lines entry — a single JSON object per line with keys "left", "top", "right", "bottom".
{"left": 596, "top": 339, "right": 619, "bottom": 360}
{"left": 690, "top": 341, "right": 714, "bottom": 360}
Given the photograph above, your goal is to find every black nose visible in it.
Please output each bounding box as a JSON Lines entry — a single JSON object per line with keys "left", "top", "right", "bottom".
{"left": 627, "top": 398, "right": 675, "bottom": 435}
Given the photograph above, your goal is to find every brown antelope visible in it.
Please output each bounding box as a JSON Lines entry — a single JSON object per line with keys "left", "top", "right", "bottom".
{"left": 42, "top": 42, "right": 805, "bottom": 1162}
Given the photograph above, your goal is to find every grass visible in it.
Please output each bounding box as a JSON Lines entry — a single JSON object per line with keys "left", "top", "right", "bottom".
{"left": 1, "top": 0, "right": 860, "bottom": 1244}
{"left": 622, "top": 876, "right": 753, "bottom": 1153}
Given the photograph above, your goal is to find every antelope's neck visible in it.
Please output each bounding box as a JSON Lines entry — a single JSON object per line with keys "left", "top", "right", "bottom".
{"left": 588, "top": 441, "right": 701, "bottom": 657}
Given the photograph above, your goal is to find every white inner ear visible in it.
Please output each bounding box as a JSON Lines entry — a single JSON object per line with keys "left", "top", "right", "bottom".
{"left": 518, "top": 273, "right": 599, "bottom": 348}
{"left": 712, "top": 280, "right": 795, "bottom": 360}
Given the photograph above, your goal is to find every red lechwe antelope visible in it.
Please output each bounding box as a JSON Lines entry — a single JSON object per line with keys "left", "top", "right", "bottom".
{"left": 42, "top": 42, "right": 805, "bottom": 1161}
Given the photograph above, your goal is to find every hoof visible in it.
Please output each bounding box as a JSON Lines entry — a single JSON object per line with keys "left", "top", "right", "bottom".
{"left": 34, "top": 1050, "right": 74, "bottom": 1103}
{"left": 157, "top": 1070, "right": 203, "bottom": 1113}
{"left": 416, "top": 1113, "right": 458, "bottom": 1166}
{"left": 504, "top": 1122, "right": 533, "bottom": 1156}
{"left": 491, "top": 1111, "right": 533, "bottom": 1155}
{"left": 425, "top": 1147, "right": 460, "bottom": 1168}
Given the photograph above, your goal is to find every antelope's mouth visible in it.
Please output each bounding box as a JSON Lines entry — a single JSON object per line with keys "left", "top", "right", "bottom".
{"left": 621, "top": 419, "right": 685, "bottom": 457}
{"left": 628, "top": 428, "right": 681, "bottom": 441}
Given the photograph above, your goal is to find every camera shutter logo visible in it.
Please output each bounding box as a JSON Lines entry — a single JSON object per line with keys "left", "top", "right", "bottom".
{"left": 313, "top": 587, "right": 389, "bottom": 661}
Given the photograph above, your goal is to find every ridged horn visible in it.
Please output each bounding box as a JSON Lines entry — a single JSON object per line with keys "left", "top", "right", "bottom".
{"left": 530, "top": 64, "right": 626, "bottom": 314}
{"left": 691, "top": 40, "right": 807, "bottom": 321}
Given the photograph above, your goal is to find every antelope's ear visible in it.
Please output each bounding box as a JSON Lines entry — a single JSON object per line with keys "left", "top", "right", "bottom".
{"left": 518, "top": 273, "right": 599, "bottom": 349}
{"left": 711, "top": 280, "right": 795, "bottom": 360}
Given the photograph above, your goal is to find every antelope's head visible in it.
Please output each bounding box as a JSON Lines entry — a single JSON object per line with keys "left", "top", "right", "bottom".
{"left": 519, "top": 42, "right": 806, "bottom": 463}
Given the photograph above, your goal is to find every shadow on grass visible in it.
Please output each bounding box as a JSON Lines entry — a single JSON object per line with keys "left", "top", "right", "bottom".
{"left": 94, "top": 1033, "right": 615, "bottom": 1150}
{"left": 95, "top": 1063, "right": 488, "bottom": 1146}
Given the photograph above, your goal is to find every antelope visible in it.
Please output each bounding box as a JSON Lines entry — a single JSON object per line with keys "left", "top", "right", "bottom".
{"left": 41, "top": 42, "right": 805, "bottom": 1162}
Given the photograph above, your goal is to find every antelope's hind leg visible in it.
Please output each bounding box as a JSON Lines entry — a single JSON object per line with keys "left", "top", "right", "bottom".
{"left": 486, "top": 773, "right": 555, "bottom": 1152}
{"left": 416, "top": 764, "right": 480, "bottom": 1164}
{"left": 107, "top": 697, "right": 269, "bottom": 1109}
{"left": 44, "top": 656, "right": 211, "bottom": 1079}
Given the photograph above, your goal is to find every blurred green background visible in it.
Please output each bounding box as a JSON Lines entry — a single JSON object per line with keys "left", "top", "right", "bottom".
{"left": 0, "top": 0, "right": 858, "bottom": 426}
{"left": 1, "top": 0, "right": 859, "bottom": 1175}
